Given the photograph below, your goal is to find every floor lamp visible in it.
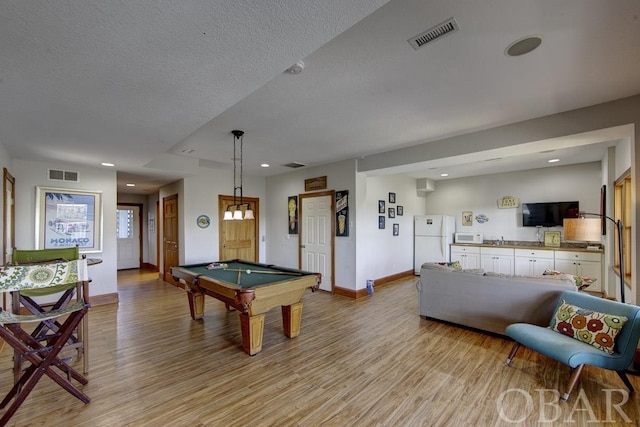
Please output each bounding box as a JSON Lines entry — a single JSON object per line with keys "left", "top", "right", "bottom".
{"left": 563, "top": 215, "right": 625, "bottom": 303}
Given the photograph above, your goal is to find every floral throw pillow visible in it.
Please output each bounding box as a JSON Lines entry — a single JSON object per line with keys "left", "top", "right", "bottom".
{"left": 551, "top": 301, "right": 627, "bottom": 354}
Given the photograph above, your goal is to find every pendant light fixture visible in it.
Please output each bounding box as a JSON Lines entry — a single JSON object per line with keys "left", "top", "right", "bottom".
{"left": 223, "top": 130, "right": 254, "bottom": 220}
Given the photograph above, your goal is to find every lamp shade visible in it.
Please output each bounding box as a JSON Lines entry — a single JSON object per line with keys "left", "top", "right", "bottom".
{"left": 233, "top": 209, "right": 243, "bottom": 220}
{"left": 223, "top": 210, "right": 233, "bottom": 221}
{"left": 563, "top": 218, "right": 601, "bottom": 241}
{"left": 244, "top": 208, "right": 254, "bottom": 220}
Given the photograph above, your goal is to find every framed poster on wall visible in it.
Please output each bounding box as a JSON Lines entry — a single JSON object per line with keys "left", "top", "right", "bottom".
{"left": 336, "top": 190, "right": 349, "bottom": 236}
{"left": 35, "top": 187, "right": 103, "bottom": 252}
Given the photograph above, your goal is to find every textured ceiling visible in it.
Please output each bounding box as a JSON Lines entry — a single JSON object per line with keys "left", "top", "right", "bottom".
{"left": 2, "top": 0, "right": 640, "bottom": 193}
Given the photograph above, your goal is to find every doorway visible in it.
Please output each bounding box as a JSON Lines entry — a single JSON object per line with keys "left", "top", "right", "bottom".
{"left": 3, "top": 168, "right": 15, "bottom": 311}
{"left": 218, "top": 195, "right": 259, "bottom": 261}
{"left": 300, "top": 191, "right": 334, "bottom": 292}
{"left": 163, "top": 194, "right": 179, "bottom": 284}
{"left": 116, "top": 204, "right": 142, "bottom": 270}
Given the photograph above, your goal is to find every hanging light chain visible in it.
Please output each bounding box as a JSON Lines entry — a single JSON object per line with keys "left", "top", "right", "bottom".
{"left": 239, "top": 131, "right": 243, "bottom": 206}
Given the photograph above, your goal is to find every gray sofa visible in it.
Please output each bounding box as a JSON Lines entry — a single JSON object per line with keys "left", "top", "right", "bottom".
{"left": 417, "top": 263, "right": 577, "bottom": 335}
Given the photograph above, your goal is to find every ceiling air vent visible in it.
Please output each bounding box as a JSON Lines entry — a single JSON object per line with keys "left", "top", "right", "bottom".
{"left": 283, "top": 162, "right": 307, "bottom": 169}
{"left": 408, "top": 17, "right": 459, "bottom": 51}
{"left": 48, "top": 168, "right": 80, "bottom": 182}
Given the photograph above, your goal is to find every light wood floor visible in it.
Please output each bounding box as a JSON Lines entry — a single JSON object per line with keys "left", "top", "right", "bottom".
{"left": 1, "top": 270, "right": 639, "bottom": 426}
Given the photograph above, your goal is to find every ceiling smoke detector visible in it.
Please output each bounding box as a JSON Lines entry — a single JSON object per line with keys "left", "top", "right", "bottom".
{"left": 286, "top": 61, "right": 305, "bottom": 74}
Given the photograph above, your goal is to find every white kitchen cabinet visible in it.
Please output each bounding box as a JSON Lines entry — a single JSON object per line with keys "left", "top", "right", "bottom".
{"left": 480, "top": 247, "right": 514, "bottom": 275}
{"left": 450, "top": 245, "right": 481, "bottom": 269}
{"left": 514, "top": 249, "right": 555, "bottom": 276}
{"left": 554, "top": 250, "right": 603, "bottom": 292}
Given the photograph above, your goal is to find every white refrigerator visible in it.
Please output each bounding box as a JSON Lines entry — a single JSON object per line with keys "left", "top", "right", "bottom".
{"left": 414, "top": 215, "right": 456, "bottom": 274}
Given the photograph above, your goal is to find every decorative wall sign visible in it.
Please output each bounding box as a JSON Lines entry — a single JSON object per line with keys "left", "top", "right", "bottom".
{"left": 544, "top": 231, "right": 561, "bottom": 247}
{"left": 304, "top": 176, "right": 327, "bottom": 192}
{"left": 36, "top": 186, "right": 103, "bottom": 252}
{"left": 462, "top": 211, "right": 473, "bottom": 226}
{"left": 196, "top": 215, "right": 211, "bottom": 229}
{"left": 498, "top": 196, "right": 520, "bottom": 209}
{"left": 288, "top": 196, "right": 298, "bottom": 234}
{"left": 335, "top": 190, "right": 349, "bottom": 237}
{"left": 475, "top": 214, "right": 489, "bottom": 224}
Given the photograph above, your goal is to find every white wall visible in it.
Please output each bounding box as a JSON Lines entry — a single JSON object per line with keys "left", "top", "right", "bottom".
{"left": 147, "top": 192, "right": 159, "bottom": 267}
{"left": 265, "top": 159, "right": 357, "bottom": 288}
{"left": 354, "top": 173, "right": 425, "bottom": 290}
{"left": 422, "top": 162, "right": 602, "bottom": 243}
{"left": 159, "top": 167, "right": 266, "bottom": 268}
{"left": 616, "top": 137, "right": 632, "bottom": 177}
{"left": 12, "top": 159, "right": 118, "bottom": 298}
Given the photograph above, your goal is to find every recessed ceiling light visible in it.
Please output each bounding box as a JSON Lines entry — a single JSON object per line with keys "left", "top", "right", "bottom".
{"left": 548, "top": 158, "right": 560, "bottom": 163}
{"left": 261, "top": 163, "right": 270, "bottom": 168}
{"left": 440, "top": 173, "right": 449, "bottom": 177}
{"left": 126, "top": 183, "right": 136, "bottom": 187}
{"left": 505, "top": 35, "right": 542, "bottom": 57}
{"left": 101, "top": 162, "right": 115, "bottom": 167}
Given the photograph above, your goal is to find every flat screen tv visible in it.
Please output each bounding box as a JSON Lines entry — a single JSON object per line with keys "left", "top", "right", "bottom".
{"left": 522, "top": 201, "right": 579, "bottom": 227}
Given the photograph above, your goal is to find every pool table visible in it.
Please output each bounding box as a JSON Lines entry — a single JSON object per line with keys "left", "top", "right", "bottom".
{"left": 171, "top": 259, "right": 321, "bottom": 355}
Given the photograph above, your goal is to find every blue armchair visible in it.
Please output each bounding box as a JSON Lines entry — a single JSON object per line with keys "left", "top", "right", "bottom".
{"left": 505, "top": 291, "right": 640, "bottom": 401}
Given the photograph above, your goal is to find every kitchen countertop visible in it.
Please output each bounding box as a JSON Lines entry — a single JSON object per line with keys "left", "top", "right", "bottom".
{"left": 452, "top": 241, "right": 604, "bottom": 253}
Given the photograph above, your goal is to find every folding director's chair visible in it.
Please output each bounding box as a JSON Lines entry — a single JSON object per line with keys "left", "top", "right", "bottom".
{"left": 10, "top": 247, "right": 89, "bottom": 377}
{"left": 0, "top": 259, "right": 91, "bottom": 425}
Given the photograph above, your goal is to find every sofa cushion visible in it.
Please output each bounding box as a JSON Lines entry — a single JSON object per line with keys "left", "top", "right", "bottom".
{"left": 551, "top": 300, "right": 627, "bottom": 354}
{"left": 483, "top": 272, "right": 574, "bottom": 286}
{"left": 420, "top": 262, "right": 458, "bottom": 272}
{"left": 543, "top": 269, "right": 596, "bottom": 290}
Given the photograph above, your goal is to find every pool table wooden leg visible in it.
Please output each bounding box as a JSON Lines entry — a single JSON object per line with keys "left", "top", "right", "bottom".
{"left": 187, "top": 290, "right": 205, "bottom": 320}
{"left": 240, "top": 313, "right": 265, "bottom": 355}
{"left": 282, "top": 302, "right": 303, "bottom": 338}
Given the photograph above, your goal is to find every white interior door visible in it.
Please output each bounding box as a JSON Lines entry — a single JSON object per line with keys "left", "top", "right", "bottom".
{"left": 301, "top": 195, "right": 332, "bottom": 292}
{"left": 117, "top": 205, "right": 140, "bottom": 270}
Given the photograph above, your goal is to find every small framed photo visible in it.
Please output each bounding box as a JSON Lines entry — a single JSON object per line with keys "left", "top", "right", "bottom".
{"left": 397, "top": 206, "right": 403, "bottom": 216}
{"left": 378, "top": 200, "right": 385, "bottom": 213}
{"left": 389, "top": 192, "right": 396, "bottom": 203}
{"left": 388, "top": 208, "right": 395, "bottom": 218}
{"left": 393, "top": 223, "right": 399, "bottom": 236}
{"left": 378, "top": 216, "right": 385, "bottom": 229}
{"left": 462, "top": 211, "right": 473, "bottom": 226}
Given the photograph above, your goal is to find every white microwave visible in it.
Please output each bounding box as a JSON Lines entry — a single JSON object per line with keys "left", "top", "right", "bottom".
{"left": 454, "top": 232, "right": 483, "bottom": 244}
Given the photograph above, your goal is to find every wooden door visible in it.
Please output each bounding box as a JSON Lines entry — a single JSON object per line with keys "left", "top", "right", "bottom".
{"left": 163, "top": 194, "right": 179, "bottom": 284}
{"left": 3, "top": 168, "right": 15, "bottom": 313}
{"left": 300, "top": 192, "right": 334, "bottom": 292}
{"left": 218, "top": 195, "right": 259, "bottom": 261}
